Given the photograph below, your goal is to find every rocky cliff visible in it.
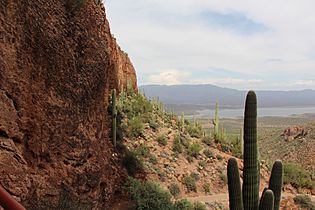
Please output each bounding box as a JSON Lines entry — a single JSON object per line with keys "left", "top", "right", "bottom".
{"left": 0, "top": 0, "right": 136, "bottom": 209}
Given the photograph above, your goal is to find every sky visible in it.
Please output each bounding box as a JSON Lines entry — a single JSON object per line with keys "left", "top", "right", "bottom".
{"left": 105, "top": 0, "right": 315, "bottom": 90}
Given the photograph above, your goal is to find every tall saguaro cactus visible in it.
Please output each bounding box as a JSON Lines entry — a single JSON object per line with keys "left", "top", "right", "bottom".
{"left": 227, "top": 91, "right": 283, "bottom": 210}
{"left": 111, "top": 89, "right": 117, "bottom": 148}
{"left": 243, "top": 91, "right": 259, "bottom": 209}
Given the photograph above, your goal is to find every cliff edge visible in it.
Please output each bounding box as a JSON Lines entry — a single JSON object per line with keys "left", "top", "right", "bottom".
{"left": 0, "top": 0, "right": 136, "bottom": 209}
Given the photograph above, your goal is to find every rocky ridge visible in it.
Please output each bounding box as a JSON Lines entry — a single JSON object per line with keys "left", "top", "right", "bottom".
{"left": 0, "top": 0, "right": 136, "bottom": 209}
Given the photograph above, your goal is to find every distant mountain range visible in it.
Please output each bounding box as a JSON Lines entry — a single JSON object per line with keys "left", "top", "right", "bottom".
{"left": 140, "top": 84, "right": 315, "bottom": 110}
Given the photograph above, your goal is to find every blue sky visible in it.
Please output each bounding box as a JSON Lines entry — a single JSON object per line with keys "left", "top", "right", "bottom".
{"left": 105, "top": 0, "right": 315, "bottom": 90}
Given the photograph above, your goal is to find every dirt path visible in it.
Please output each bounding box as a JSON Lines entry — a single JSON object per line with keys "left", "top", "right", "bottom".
{"left": 186, "top": 192, "right": 315, "bottom": 204}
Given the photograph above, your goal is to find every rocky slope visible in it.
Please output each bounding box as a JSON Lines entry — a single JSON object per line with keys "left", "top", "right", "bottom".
{"left": 0, "top": 0, "right": 136, "bottom": 209}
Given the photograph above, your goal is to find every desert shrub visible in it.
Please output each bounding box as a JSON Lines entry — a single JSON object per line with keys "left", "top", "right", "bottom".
{"left": 148, "top": 117, "right": 159, "bottom": 131}
{"left": 231, "top": 136, "right": 242, "bottom": 158}
{"left": 283, "top": 163, "right": 315, "bottom": 189}
{"left": 198, "top": 160, "right": 206, "bottom": 168}
{"left": 188, "top": 142, "right": 202, "bottom": 158}
{"left": 203, "top": 182, "right": 211, "bottom": 194}
{"left": 168, "top": 183, "right": 181, "bottom": 198}
{"left": 191, "top": 172, "right": 200, "bottom": 181}
{"left": 122, "top": 150, "right": 144, "bottom": 176}
{"left": 129, "top": 116, "right": 144, "bottom": 138}
{"left": 125, "top": 178, "right": 173, "bottom": 210}
{"left": 173, "top": 134, "right": 183, "bottom": 154}
{"left": 193, "top": 202, "right": 207, "bottom": 210}
{"left": 157, "top": 134, "right": 167, "bottom": 146}
{"left": 156, "top": 168, "right": 167, "bottom": 182}
{"left": 203, "top": 149, "right": 214, "bottom": 159}
{"left": 181, "top": 135, "right": 192, "bottom": 149}
{"left": 219, "top": 172, "right": 227, "bottom": 184}
{"left": 174, "top": 199, "right": 193, "bottom": 210}
{"left": 148, "top": 154, "right": 157, "bottom": 165}
{"left": 216, "top": 154, "right": 223, "bottom": 161}
{"left": 187, "top": 155, "right": 194, "bottom": 163}
{"left": 202, "top": 135, "right": 212, "bottom": 146}
{"left": 293, "top": 194, "right": 315, "bottom": 209}
{"left": 187, "top": 124, "right": 203, "bottom": 138}
{"left": 220, "top": 143, "right": 231, "bottom": 153}
{"left": 183, "top": 175, "right": 197, "bottom": 192}
{"left": 134, "top": 144, "right": 150, "bottom": 158}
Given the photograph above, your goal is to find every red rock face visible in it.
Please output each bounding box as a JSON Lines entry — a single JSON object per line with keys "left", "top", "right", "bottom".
{"left": 0, "top": 0, "right": 136, "bottom": 209}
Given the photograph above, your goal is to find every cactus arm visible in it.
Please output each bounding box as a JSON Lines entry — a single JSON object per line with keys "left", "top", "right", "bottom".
{"left": 259, "top": 189, "right": 274, "bottom": 210}
{"left": 111, "top": 89, "right": 117, "bottom": 148}
{"left": 268, "top": 160, "right": 283, "bottom": 210}
{"left": 227, "top": 158, "right": 243, "bottom": 210}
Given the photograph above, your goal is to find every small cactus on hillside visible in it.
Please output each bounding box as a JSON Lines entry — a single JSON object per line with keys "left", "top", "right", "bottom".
{"left": 227, "top": 91, "right": 283, "bottom": 210}
{"left": 111, "top": 89, "right": 117, "bottom": 148}
{"left": 213, "top": 100, "right": 219, "bottom": 137}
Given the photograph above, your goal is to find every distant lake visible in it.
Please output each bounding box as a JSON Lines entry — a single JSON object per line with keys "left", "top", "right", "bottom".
{"left": 193, "top": 106, "right": 315, "bottom": 119}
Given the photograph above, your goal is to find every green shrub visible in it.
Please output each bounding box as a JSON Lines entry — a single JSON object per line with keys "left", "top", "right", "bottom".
{"left": 148, "top": 154, "right": 158, "bottom": 165}
{"left": 203, "top": 149, "right": 214, "bottom": 159}
{"left": 129, "top": 116, "right": 144, "bottom": 138}
{"left": 203, "top": 182, "right": 211, "bottom": 194}
{"left": 191, "top": 172, "right": 200, "bottom": 181}
{"left": 293, "top": 194, "right": 315, "bottom": 209}
{"left": 219, "top": 172, "right": 227, "bottom": 184}
{"left": 187, "top": 124, "right": 203, "bottom": 138}
{"left": 193, "top": 202, "right": 207, "bottom": 210}
{"left": 125, "top": 178, "right": 173, "bottom": 210}
{"left": 156, "top": 168, "right": 167, "bottom": 182}
{"left": 168, "top": 183, "right": 181, "bottom": 198}
{"left": 283, "top": 163, "right": 315, "bottom": 189}
{"left": 202, "top": 135, "right": 212, "bottom": 146}
{"left": 198, "top": 160, "right": 206, "bottom": 168}
{"left": 188, "top": 142, "right": 202, "bottom": 158}
{"left": 181, "top": 135, "right": 191, "bottom": 149}
{"left": 220, "top": 143, "right": 230, "bottom": 153}
{"left": 157, "top": 134, "right": 167, "bottom": 146}
{"left": 216, "top": 154, "right": 223, "bottom": 161}
{"left": 174, "top": 199, "right": 193, "bottom": 210}
{"left": 173, "top": 134, "right": 183, "bottom": 154}
{"left": 122, "top": 150, "right": 144, "bottom": 176}
{"left": 148, "top": 117, "right": 159, "bottom": 131}
{"left": 183, "top": 175, "right": 197, "bottom": 192}
{"left": 134, "top": 144, "right": 150, "bottom": 158}
{"left": 186, "top": 156, "right": 194, "bottom": 163}
{"left": 231, "top": 136, "right": 242, "bottom": 158}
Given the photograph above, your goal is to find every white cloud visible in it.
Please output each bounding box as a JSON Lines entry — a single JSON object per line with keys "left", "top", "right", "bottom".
{"left": 105, "top": 0, "right": 315, "bottom": 90}
{"left": 147, "top": 70, "right": 190, "bottom": 85}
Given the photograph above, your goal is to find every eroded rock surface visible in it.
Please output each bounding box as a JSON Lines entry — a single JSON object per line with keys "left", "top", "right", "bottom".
{"left": 0, "top": 0, "right": 136, "bottom": 209}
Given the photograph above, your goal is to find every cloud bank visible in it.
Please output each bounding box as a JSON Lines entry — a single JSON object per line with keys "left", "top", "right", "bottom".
{"left": 106, "top": 0, "right": 315, "bottom": 90}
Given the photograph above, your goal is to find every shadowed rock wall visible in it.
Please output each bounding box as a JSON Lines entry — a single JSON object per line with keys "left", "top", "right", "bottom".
{"left": 0, "top": 0, "right": 136, "bottom": 209}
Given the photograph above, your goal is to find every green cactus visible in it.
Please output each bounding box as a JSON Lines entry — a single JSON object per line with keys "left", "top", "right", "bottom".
{"left": 259, "top": 190, "right": 274, "bottom": 210}
{"left": 214, "top": 100, "right": 219, "bottom": 136}
{"left": 268, "top": 160, "right": 283, "bottom": 210}
{"left": 181, "top": 113, "right": 185, "bottom": 132}
{"left": 227, "top": 158, "right": 243, "bottom": 210}
{"left": 227, "top": 91, "right": 283, "bottom": 210}
{"left": 111, "top": 89, "right": 117, "bottom": 148}
{"left": 243, "top": 91, "right": 259, "bottom": 210}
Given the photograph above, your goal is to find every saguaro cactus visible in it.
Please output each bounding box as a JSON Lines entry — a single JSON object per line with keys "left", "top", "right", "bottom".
{"left": 227, "top": 158, "right": 243, "bottom": 210}
{"left": 259, "top": 190, "right": 275, "bottom": 210}
{"left": 213, "top": 100, "right": 219, "bottom": 136}
{"left": 227, "top": 91, "right": 283, "bottom": 210}
{"left": 111, "top": 89, "right": 117, "bottom": 148}
{"left": 243, "top": 91, "right": 259, "bottom": 210}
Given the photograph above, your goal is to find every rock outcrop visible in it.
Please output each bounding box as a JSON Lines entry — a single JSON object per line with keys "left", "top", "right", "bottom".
{"left": 282, "top": 126, "right": 308, "bottom": 141}
{"left": 0, "top": 0, "right": 136, "bottom": 209}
